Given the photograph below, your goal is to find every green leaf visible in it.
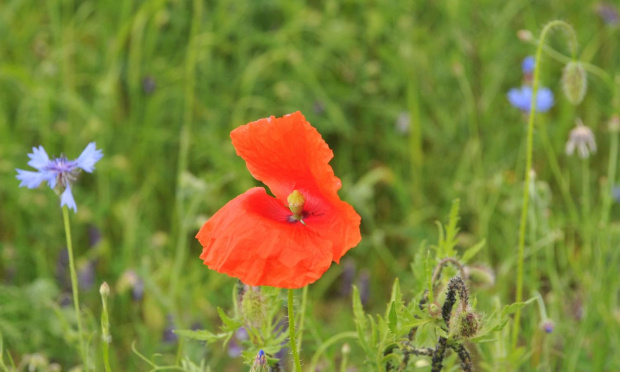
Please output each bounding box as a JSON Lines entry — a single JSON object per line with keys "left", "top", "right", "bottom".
{"left": 174, "top": 329, "right": 230, "bottom": 343}
{"left": 389, "top": 278, "right": 402, "bottom": 306}
{"left": 425, "top": 250, "right": 434, "bottom": 304}
{"left": 217, "top": 307, "right": 241, "bottom": 330}
{"left": 460, "top": 239, "right": 486, "bottom": 263}
{"left": 443, "top": 199, "right": 461, "bottom": 257}
{"left": 500, "top": 297, "right": 537, "bottom": 318}
{"left": 387, "top": 301, "right": 398, "bottom": 335}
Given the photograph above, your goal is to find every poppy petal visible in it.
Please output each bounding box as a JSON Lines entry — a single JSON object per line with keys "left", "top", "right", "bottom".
{"left": 231, "top": 111, "right": 341, "bottom": 202}
{"left": 196, "top": 187, "right": 334, "bottom": 288}
{"left": 303, "top": 192, "right": 362, "bottom": 262}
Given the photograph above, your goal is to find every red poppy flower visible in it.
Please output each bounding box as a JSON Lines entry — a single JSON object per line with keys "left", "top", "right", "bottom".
{"left": 196, "top": 112, "right": 361, "bottom": 288}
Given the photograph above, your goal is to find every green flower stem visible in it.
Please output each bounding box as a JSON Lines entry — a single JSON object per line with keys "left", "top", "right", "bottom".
{"left": 288, "top": 289, "right": 303, "bottom": 372}
{"left": 581, "top": 158, "right": 592, "bottom": 261}
{"left": 511, "top": 20, "right": 578, "bottom": 349}
{"left": 100, "top": 283, "right": 112, "bottom": 372}
{"left": 601, "top": 120, "right": 619, "bottom": 226}
{"left": 62, "top": 206, "right": 87, "bottom": 367}
{"left": 297, "top": 286, "right": 309, "bottom": 350}
{"left": 538, "top": 125, "right": 580, "bottom": 224}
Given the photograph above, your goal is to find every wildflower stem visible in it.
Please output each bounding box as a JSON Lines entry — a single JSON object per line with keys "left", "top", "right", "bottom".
{"left": 601, "top": 124, "right": 619, "bottom": 226}
{"left": 62, "top": 205, "right": 87, "bottom": 367}
{"left": 288, "top": 289, "right": 302, "bottom": 372}
{"left": 581, "top": 158, "right": 592, "bottom": 259}
{"left": 100, "top": 283, "right": 112, "bottom": 372}
{"left": 512, "top": 19, "right": 578, "bottom": 349}
{"left": 297, "top": 286, "right": 308, "bottom": 350}
{"left": 538, "top": 125, "right": 580, "bottom": 224}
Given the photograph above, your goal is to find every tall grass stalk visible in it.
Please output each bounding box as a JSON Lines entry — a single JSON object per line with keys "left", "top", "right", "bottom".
{"left": 62, "top": 206, "right": 87, "bottom": 367}
{"left": 512, "top": 20, "right": 578, "bottom": 349}
{"left": 169, "top": 0, "right": 203, "bottom": 302}
{"left": 602, "top": 121, "right": 619, "bottom": 226}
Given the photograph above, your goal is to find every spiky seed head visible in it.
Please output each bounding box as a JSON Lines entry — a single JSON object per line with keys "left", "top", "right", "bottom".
{"left": 562, "top": 62, "right": 587, "bottom": 105}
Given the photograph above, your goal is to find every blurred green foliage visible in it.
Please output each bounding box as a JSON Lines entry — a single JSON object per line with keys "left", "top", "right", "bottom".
{"left": 1, "top": 0, "right": 620, "bottom": 370}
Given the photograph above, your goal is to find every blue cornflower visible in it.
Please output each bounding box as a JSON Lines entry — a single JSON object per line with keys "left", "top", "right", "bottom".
{"left": 522, "top": 56, "right": 535, "bottom": 74}
{"left": 16, "top": 142, "right": 103, "bottom": 212}
{"left": 507, "top": 86, "right": 554, "bottom": 113}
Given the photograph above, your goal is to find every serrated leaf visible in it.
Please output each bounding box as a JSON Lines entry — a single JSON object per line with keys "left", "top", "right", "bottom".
{"left": 174, "top": 329, "right": 230, "bottom": 343}
{"left": 352, "top": 286, "right": 371, "bottom": 353}
{"left": 389, "top": 278, "right": 402, "bottom": 306}
{"left": 444, "top": 199, "right": 461, "bottom": 257}
{"left": 217, "top": 307, "right": 241, "bottom": 330}
{"left": 352, "top": 286, "right": 368, "bottom": 332}
{"left": 500, "top": 297, "right": 536, "bottom": 318}
{"left": 425, "top": 250, "right": 434, "bottom": 304}
{"left": 460, "top": 239, "right": 486, "bottom": 263}
{"left": 387, "top": 301, "right": 398, "bottom": 335}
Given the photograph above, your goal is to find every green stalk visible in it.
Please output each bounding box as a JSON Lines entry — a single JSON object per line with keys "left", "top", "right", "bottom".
{"left": 538, "top": 125, "right": 580, "bottom": 224}
{"left": 169, "top": 0, "right": 202, "bottom": 301}
{"left": 62, "top": 206, "right": 87, "bottom": 367}
{"left": 601, "top": 125, "right": 619, "bottom": 226}
{"left": 297, "top": 286, "right": 309, "bottom": 350}
{"left": 581, "top": 158, "right": 592, "bottom": 261}
{"left": 288, "top": 289, "right": 303, "bottom": 372}
{"left": 511, "top": 20, "right": 578, "bottom": 349}
{"left": 100, "top": 283, "right": 112, "bottom": 372}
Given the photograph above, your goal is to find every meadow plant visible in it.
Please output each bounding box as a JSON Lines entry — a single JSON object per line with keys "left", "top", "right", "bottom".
{"left": 14, "top": 143, "right": 103, "bottom": 369}
{"left": 4, "top": 2, "right": 620, "bottom": 371}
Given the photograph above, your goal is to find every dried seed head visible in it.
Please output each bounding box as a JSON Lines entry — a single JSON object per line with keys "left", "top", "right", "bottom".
{"left": 562, "top": 62, "right": 587, "bottom": 105}
{"left": 517, "top": 29, "right": 533, "bottom": 42}
{"left": 565, "top": 118, "right": 597, "bottom": 158}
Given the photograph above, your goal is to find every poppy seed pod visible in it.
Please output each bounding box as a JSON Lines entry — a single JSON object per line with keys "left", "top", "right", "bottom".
{"left": 562, "top": 61, "right": 587, "bottom": 105}
{"left": 451, "top": 310, "right": 480, "bottom": 339}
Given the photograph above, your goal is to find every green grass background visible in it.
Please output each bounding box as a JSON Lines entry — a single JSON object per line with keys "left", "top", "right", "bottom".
{"left": 1, "top": 0, "right": 619, "bottom": 370}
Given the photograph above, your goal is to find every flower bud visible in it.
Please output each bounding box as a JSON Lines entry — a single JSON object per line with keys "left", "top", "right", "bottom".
{"left": 561, "top": 61, "right": 587, "bottom": 105}
{"left": 464, "top": 265, "right": 496, "bottom": 289}
{"left": 241, "top": 287, "right": 267, "bottom": 327}
{"left": 451, "top": 310, "right": 480, "bottom": 339}
{"left": 100, "top": 281, "right": 110, "bottom": 298}
{"left": 428, "top": 302, "right": 442, "bottom": 318}
{"left": 250, "top": 349, "right": 267, "bottom": 372}
{"left": 540, "top": 319, "right": 554, "bottom": 334}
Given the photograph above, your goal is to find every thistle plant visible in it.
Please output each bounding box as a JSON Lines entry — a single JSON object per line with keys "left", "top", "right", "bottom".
{"left": 348, "top": 201, "right": 533, "bottom": 371}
